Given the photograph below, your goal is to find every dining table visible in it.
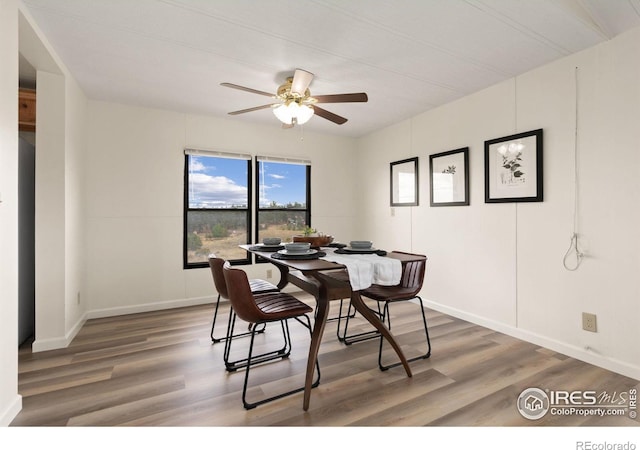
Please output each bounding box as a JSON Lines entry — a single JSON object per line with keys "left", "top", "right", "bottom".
{"left": 241, "top": 244, "right": 420, "bottom": 411}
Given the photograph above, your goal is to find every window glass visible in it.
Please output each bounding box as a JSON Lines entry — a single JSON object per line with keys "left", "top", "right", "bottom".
{"left": 256, "top": 160, "right": 310, "bottom": 244}
{"left": 184, "top": 154, "right": 250, "bottom": 267}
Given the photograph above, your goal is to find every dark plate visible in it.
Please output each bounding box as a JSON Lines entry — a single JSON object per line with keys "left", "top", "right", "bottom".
{"left": 271, "top": 251, "right": 326, "bottom": 260}
{"left": 335, "top": 248, "right": 387, "bottom": 256}
{"left": 249, "top": 244, "right": 285, "bottom": 252}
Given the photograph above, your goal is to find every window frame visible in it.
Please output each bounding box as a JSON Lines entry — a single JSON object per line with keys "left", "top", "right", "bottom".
{"left": 254, "top": 156, "right": 311, "bottom": 263}
{"left": 183, "top": 151, "right": 252, "bottom": 269}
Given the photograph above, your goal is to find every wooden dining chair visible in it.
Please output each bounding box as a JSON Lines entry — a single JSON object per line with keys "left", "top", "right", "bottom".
{"left": 208, "top": 254, "right": 278, "bottom": 344}
{"left": 222, "top": 262, "right": 320, "bottom": 409}
{"left": 336, "top": 252, "right": 431, "bottom": 371}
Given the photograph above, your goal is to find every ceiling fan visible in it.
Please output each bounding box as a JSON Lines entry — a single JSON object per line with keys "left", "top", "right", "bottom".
{"left": 221, "top": 69, "right": 368, "bottom": 128}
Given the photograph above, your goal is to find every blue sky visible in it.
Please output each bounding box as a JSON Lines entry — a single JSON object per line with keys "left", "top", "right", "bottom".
{"left": 258, "top": 161, "right": 307, "bottom": 207}
{"left": 188, "top": 156, "right": 306, "bottom": 208}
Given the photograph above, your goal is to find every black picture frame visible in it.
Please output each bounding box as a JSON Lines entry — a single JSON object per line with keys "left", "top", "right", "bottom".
{"left": 429, "top": 147, "right": 469, "bottom": 207}
{"left": 390, "top": 157, "right": 419, "bottom": 206}
{"left": 484, "top": 129, "right": 543, "bottom": 203}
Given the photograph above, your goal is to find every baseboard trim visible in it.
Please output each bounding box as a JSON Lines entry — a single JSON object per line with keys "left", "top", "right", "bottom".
{"left": 424, "top": 299, "right": 640, "bottom": 381}
{"left": 0, "top": 394, "right": 22, "bottom": 427}
{"left": 32, "top": 311, "right": 88, "bottom": 353}
{"left": 31, "top": 296, "right": 215, "bottom": 352}
{"left": 86, "top": 295, "right": 214, "bottom": 320}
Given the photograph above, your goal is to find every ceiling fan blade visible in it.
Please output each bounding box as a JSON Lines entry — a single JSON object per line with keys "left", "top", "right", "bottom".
{"left": 228, "top": 104, "right": 275, "bottom": 115}
{"left": 290, "top": 69, "right": 314, "bottom": 96}
{"left": 312, "top": 93, "right": 368, "bottom": 103}
{"left": 312, "top": 105, "right": 347, "bottom": 125}
{"left": 221, "top": 82, "right": 274, "bottom": 98}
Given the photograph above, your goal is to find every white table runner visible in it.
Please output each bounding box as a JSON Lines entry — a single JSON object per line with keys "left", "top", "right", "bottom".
{"left": 321, "top": 248, "right": 402, "bottom": 291}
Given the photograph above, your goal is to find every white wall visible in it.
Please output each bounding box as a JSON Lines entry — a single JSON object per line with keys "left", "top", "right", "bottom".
{"left": 34, "top": 71, "right": 67, "bottom": 346}
{"left": 63, "top": 74, "right": 88, "bottom": 339}
{"left": 0, "top": 0, "right": 22, "bottom": 427}
{"left": 0, "top": 1, "right": 89, "bottom": 424}
{"left": 17, "top": 5, "right": 89, "bottom": 353}
{"left": 83, "top": 102, "right": 359, "bottom": 317}
{"left": 356, "top": 26, "right": 640, "bottom": 379}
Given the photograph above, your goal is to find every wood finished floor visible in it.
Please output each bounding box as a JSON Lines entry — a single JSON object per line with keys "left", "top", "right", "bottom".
{"left": 10, "top": 293, "right": 640, "bottom": 427}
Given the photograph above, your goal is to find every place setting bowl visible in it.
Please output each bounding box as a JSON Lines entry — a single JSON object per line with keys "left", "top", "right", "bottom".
{"left": 272, "top": 241, "right": 324, "bottom": 260}
{"left": 249, "top": 237, "right": 284, "bottom": 251}
{"left": 283, "top": 242, "right": 312, "bottom": 254}
{"left": 349, "top": 240, "right": 373, "bottom": 249}
{"left": 336, "top": 240, "right": 383, "bottom": 254}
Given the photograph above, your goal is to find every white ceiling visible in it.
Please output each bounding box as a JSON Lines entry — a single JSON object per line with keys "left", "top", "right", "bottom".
{"left": 21, "top": 0, "right": 640, "bottom": 138}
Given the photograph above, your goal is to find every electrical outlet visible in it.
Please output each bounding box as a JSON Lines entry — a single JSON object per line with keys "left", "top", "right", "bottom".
{"left": 266, "top": 269, "right": 273, "bottom": 279}
{"left": 582, "top": 312, "right": 597, "bottom": 332}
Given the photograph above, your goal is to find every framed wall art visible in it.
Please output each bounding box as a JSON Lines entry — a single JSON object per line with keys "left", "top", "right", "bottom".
{"left": 429, "top": 147, "right": 469, "bottom": 206}
{"left": 484, "top": 129, "right": 543, "bottom": 203}
{"left": 390, "top": 157, "right": 419, "bottom": 206}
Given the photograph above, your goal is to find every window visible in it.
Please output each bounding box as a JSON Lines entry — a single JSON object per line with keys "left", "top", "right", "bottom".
{"left": 255, "top": 156, "right": 311, "bottom": 250}
{"left": 183, "top": 150, "right": 252, "bottom": 268}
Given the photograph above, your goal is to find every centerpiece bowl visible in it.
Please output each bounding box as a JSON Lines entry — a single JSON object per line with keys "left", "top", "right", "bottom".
{"left": 293, "top": 234, "right": 334, "bottom": 248}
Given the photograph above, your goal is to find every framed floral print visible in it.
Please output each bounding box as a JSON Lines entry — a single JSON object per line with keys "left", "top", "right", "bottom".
{"left": 429, "top": 147, "right": 469, "bottom": 206}
{"left": 484, "top": 129, "right": 543, "bottom": 203}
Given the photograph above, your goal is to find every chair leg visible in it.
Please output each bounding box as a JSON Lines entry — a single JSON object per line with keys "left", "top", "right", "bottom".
{"left": 335, "top": 298, "right": 350, "bottom": 341}
{"left": 378, "top": 296, "right": 431, "bottom": 371}
{"left": 223, "top": 311, "right": 291, "bottom": 372}
{"left": 242, "top": 315, "right": 321, "bottom": 410}
{"left": 211, "top": 296, "right": 265, "bottom": 344}
{"left": 211, "top": 294, "right": 223, "bottom": 343}
{"left": 315, "top": 299, "right": 355, "bottom": 342}
{"left": 319, "top": 298, "right": 354, "bottom": 324}
{"left": 293, "top": 314, "right": 321, "bottom": 389}
{"left": 337, "top": 298, "right": 384, "bottom": 345}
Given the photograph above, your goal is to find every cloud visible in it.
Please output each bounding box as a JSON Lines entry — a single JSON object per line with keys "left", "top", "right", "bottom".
{"left": 188, "top": 173, "right": 247, "bottom": 207}
{"left": 189, "top": 158, "right": 207, "bottom": 172}
{"left": 269, "top": 174, "right": 285, "bottom": 179}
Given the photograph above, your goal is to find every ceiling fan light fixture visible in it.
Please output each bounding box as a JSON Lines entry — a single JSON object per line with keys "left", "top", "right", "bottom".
{"left": 273, "top": 102, "right": 314, "bottom": 125}
{"left": 223, "top": 68, "right": 365, "bottom": 127}
{"left": 296, "top": 103, "right": 314, "bottom": 125}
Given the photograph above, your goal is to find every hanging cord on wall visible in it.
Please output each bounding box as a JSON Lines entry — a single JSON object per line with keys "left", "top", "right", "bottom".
{"left": 563, "top": 66, "right": 583, "bottom": 271}
{"left": 513, "top": 76, "right": 519, "bottom": 327}
{"left": 409, "top": 118, "right": 414, "bottom": 251}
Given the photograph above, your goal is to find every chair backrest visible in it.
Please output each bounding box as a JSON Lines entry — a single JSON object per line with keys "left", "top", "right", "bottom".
{"left": 395, "top": 252, "right": 427, "bottom": 293}
{"left": 222, "top": 261, "right": 264, "bottom": 324}
{"left": 208, "top": 254, "right": 229, "bottom": 300}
